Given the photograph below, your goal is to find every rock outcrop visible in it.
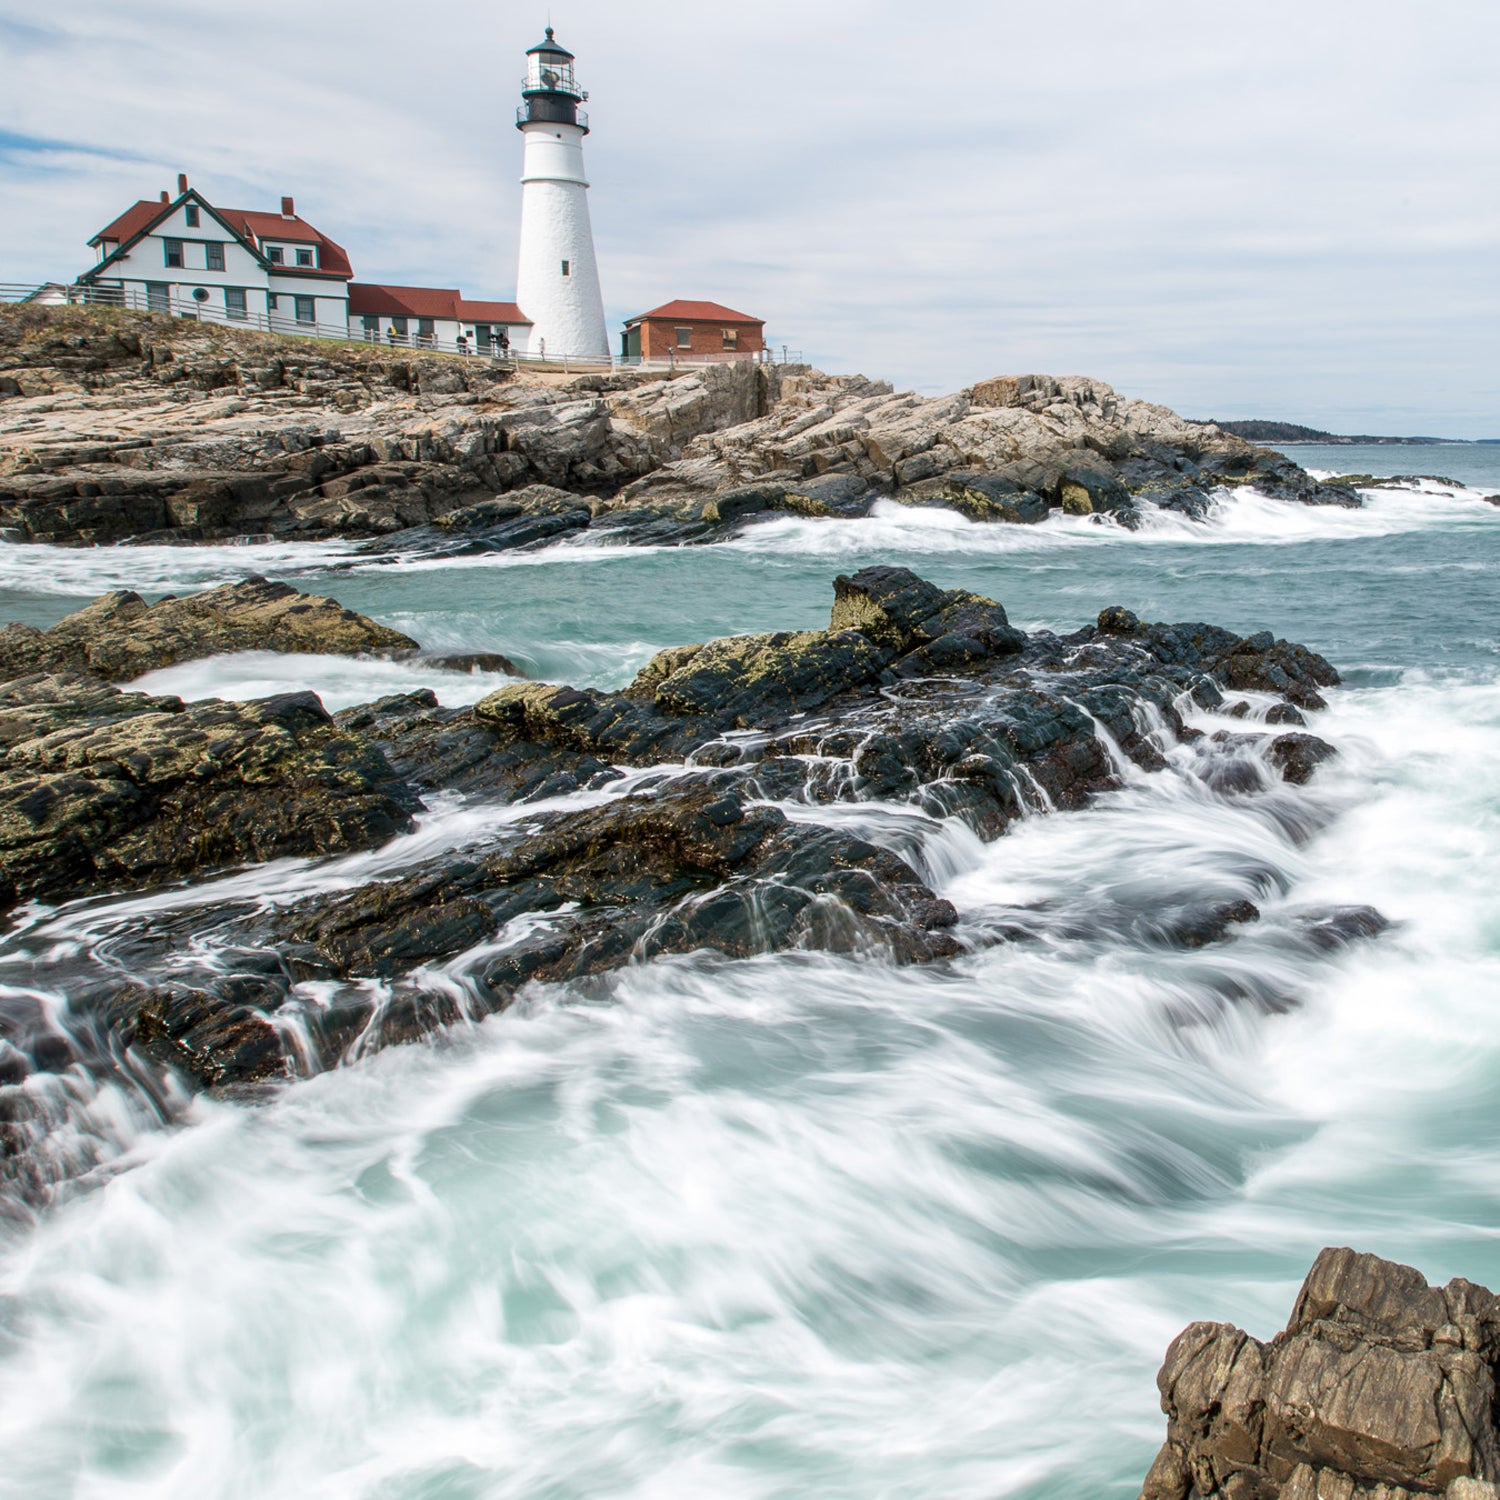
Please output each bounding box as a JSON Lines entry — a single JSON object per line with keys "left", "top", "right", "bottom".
{"left": 0, "top": 569, "right": 1379, "bottom": 1199}
{"left": 0, "top": 576, "right": 418, "bottom": 681}
{"left": 0, "top": 306, "right": 1360, "bottom": 547}
{"left": 1142, "top": 1248, "right": 1500, "bottom": 1500}
{"left": 0, "top": 672, "right": 419, "bottom": 910}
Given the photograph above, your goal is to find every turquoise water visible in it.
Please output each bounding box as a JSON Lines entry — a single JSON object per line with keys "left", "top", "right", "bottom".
{"left": 0, "top": 475, "right": 1498, "bottom": 1498}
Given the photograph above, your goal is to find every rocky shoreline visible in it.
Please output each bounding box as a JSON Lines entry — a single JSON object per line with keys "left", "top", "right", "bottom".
{"left": 0, "top": 566, "right": 1381, "bottom": 1199}
{"left": 0, "top": 305, "right": 1358, "bottom": 549}
{"left": 1142, "top": 1248, "right": 1500, "bottom": 1500}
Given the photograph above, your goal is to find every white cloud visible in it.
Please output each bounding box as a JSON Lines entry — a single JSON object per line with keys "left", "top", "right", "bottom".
{"left": 1, "top": 0, "right": 1496, "bottom": 434}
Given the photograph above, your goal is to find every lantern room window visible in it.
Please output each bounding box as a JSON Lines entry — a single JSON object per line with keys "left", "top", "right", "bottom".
{"left": 526, "top": 52, "right": 577, "bottom": 94}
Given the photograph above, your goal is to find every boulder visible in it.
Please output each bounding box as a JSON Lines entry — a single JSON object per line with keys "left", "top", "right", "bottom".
{"left": 0, "top": 577, "right": 417, "bottom": 682}
{"left": 1141, "top": 1248, "right": 1500, "bottom": 1500}
{"left": 0, "top": 672, "right": 419, "bottom": 910}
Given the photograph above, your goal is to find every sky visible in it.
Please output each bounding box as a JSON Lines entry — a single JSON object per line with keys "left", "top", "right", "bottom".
{"left": 1, "top": 0, "right": 1496, "bottom": 436}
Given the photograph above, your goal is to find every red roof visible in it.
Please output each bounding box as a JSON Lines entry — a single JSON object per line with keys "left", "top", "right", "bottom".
{"left": 456, "top": 298, "right": 530, "bottom": 324}
{"left": 349, "top": 285, "right": 530, "bottom": 323}
{"left": 91, "top": 200, "right": 166, "bottom": 246}
{"left": 348, "top": 283, "right": 460, "bottom": 318}
{"left": 88, "top": 195, "right": 353, "bottom": 279}
{"left": 628, "top": 299, "right": 763, "bottom": 325}
{"left": 220, "top": 209, "right": 354, "bottom": 279}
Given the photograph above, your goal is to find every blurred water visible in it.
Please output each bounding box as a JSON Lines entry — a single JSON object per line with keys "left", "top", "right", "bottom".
{"left": 0, "top": 480, "right": 1497, "bottom": 1498}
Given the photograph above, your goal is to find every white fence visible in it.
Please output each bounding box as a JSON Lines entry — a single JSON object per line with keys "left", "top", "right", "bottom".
{"left": 0, "top": 282, "right": 804, "bottom": 374}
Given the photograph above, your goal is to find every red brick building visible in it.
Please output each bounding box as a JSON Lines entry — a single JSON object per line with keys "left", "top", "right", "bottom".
{"left": 621, "top": 300, "right": 765, "bottom": 361}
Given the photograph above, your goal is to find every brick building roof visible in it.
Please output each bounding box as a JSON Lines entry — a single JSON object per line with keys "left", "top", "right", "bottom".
{"left": 627, "top": 300, "right": 763, "bottom": 325}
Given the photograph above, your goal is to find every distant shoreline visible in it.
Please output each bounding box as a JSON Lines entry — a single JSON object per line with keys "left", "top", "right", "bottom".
{"left": 1195, "top": 420, "right": 1496, "bottom": 446}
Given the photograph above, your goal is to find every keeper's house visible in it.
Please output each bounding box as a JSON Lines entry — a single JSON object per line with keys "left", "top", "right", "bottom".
{"left": 79, "top": 175, "right": 354, "bottom": 332}
{"left": 77, "top": 176, "right": 528, "bottom": 350}
{"left": 621, "top": 300, "right": 765, "bottom": 361}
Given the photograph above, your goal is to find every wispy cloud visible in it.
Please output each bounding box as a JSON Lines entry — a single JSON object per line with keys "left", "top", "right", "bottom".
{"left": 1, "top": 0, "right": 1495, "bottom": 434}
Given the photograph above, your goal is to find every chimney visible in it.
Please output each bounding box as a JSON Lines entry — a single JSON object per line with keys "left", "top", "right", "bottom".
{"left": 160, "top": 191, "right": 169, "bottom": 203}
{"left": 177, "top": 172, "right": 189, "bottom": 194}
{"left": 281, "top": 196, "right": 295, "bottom": 219}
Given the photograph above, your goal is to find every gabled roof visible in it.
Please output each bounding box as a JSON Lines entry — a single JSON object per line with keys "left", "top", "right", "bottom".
{"left": 220, "top": 209, "right": 354, "bottom": 280}
{"left": 85, "top": 190, "right": 352, "bottom": 281}
{"left": 91, "top": 200, "right": 167, "bottom": 246}
{"left": 627, "top": 299, "right": 763, "bottom": 325}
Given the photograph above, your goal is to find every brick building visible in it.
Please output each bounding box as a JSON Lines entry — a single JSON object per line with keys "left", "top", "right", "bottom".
{"left": 621, "top": 300, "right": 765, "bottom": 361}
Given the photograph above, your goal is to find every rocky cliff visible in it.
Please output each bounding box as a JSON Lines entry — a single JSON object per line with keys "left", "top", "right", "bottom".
{"left": 1142, "top": 1248, "right": 1500, "bottom": 1500}
{"left": 0, "top": 305, "right": 1356, "bottom": 547}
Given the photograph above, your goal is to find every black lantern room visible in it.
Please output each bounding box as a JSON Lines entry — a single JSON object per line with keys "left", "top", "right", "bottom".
{"left": 519, "top": 28, "right": 589, "bottom": 131}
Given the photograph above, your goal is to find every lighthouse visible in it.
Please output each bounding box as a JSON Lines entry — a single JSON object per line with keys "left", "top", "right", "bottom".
{"left": 514, "top": 28, "right": 609, "bottom": 361}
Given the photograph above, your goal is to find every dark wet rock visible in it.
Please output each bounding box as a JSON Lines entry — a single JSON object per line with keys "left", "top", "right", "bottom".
{"left": 112, "top": 980, "right": 289, "bottom": 1089}
{"left": 161, "top": 782, "right": 967, "bottom": 1077}
{"left": 0, "top": 576, "right": 417, "bottom": 682}
{"left": 1294, "top": 905, "right": 1393, "bottom": 951}
{"left": 1140, "top": 1247, "right": 1500, "bottom": 1500}
{"left": 1156, "top": 899, "right": 1262, "bottom": 949}
{"left": 0, "top": 567, "right": 1367, "bottom": 1162}
{"left": 1093, "top": 607, "right": 1341, "bottom": 712}
{"left": 0, "top": 673, "right": 419, "bottom": 911}
{"left": 1265, "top": 702, "right": 1308, "bottom": 727}
{"left": 1268, "top": 732, "right": 1338, "bottom": 785}
{"left": 421, "top": 651, "right": 524, "bottom": 677}
{"left": 897, "top": 472, "right": 1050, "bottom": 524}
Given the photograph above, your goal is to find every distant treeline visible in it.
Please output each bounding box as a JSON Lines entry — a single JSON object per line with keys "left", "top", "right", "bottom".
{"left": 1193, "top": 418, "right": 1446, "bottom": 445}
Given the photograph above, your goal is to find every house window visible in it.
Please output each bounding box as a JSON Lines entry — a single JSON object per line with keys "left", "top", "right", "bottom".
{"left": 225, "top": 288, "right": 247, "bottom": 320}
{"left": 184, "top": 205, "right": 200, "bottom": 228}
{"left": 391, "top": 317, "right": 409, "bottom": 340}
{"left": 206, "top": 242, "right": 225, "bottom": 272}
{"left": 675, "top": 327, "right": 693, "bottom": 349}
{"left": 561, "top": 259, "right": 570, "bottom": 277}
{"left": 146, "top": 283, "right": 171, "bottom": 314}
{"left": 294, "top": 296, "right": 315, "bottom": 324}
{"left": 164, "top": 239, "right": 184, "bottom": 268}
{"left": 362, "top": 314, "right": 379, "bottom": 341}
{"left": 296, "top": 247, "right": 314, "bottom": 267}
{"left": 722, "top": 328, "right": 739, "bottom": 349}
{"left": 268, "top": 294, "right": 280, "bottom": 310}
{"left": 268, "top": 247, "right": 284, "bottom": 264}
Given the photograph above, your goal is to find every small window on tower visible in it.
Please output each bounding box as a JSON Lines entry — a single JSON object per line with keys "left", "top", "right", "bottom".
{"left": 561, "top": 260, "right": 571, "bottom": 277}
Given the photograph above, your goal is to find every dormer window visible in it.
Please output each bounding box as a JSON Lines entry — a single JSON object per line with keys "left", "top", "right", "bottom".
{"left": 268, "top": 247, "right": 284, "bottom": 264}
{"left": 184, "top": 205, "right": 200, "bottom": 228}
{"left": 296, "top": 247, "right": 314, "bottom": 267}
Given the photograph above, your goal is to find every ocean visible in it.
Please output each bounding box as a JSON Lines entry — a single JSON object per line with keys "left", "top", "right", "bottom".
{"left": 0, "top": 461, "right": 1497, "bottom": 1498}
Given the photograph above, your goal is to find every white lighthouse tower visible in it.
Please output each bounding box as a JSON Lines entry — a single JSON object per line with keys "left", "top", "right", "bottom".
{"left": 514, "top": 28, "right": 609, "bottom": 361}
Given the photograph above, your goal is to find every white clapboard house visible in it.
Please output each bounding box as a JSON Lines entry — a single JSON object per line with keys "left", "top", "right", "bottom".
{"left": 77, "top": 175, "right": 531, "bottom": 352}
{"left": 79, "top": 175, "right": 355, "bottom": 334}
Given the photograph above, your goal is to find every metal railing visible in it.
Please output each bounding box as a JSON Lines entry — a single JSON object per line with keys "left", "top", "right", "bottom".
{"left": 0, "top": 281, "right": 802, "bottom": 373}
